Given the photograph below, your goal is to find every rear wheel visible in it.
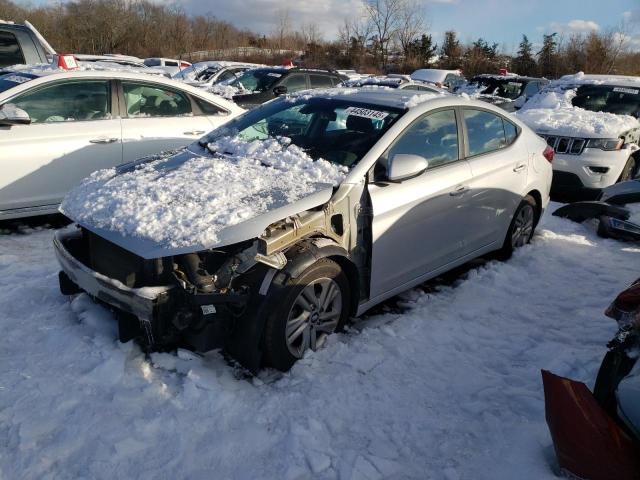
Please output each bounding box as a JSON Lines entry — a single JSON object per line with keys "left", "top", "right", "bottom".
{"left": 497, "top": 195, "right": 537, "bottom": 259}
{"left": 617, "top": 157, "right": 637, "bottom": 183}
{"left": 263, "top": 258, "right": 350, "bottom": 371}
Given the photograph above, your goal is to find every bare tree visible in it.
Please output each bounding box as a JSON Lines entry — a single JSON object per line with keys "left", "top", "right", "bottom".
{"left": 363, "top": 0, "right": 404, "bottom": 69}
{"left": 396, "top": 0, "right": 425, "bottom": 59}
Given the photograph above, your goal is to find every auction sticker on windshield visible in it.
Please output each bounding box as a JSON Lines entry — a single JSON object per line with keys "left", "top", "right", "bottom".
{"left": 613, "top": 87, "right": 639, "bottom": 95}
{"left": 343, "top": 106, "right": 389, "bottom": 120}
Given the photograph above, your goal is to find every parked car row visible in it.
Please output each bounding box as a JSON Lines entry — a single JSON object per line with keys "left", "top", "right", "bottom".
{"left": 0, "top": 23, "right": 638, "bottom": 373}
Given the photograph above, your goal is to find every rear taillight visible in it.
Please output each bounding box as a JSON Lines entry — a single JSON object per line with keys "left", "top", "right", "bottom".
{"left": 180, "top": 61, "right": 190, "bottom": 69}
{"left": 543, "top": 145, "right": 554, "bottom": 163}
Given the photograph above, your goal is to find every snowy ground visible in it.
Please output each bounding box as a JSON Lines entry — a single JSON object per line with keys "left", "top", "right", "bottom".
{"left": 1, "top": 205, "right": 638, "bottom": 480}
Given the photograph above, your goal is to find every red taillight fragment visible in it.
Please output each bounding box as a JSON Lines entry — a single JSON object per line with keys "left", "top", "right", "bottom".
{"left": 543, "top": 145, "right": 554, "bottom": 163}
{"left": 180, "top": 62, "right": 190, "bottom": 69}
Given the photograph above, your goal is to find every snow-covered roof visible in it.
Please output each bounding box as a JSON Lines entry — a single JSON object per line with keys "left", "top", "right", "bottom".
{"left": 411, "top": 69, "right": 462, "bottom": 84}
{"left": 556, "top": 72, "right": 640, "bottom": 88}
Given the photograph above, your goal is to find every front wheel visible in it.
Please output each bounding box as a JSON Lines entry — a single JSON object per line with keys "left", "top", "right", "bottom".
{"left": 263, "top": 258, "right": 350, "bottom": 371}
{"left": 497, "top": 195, "right": 538, "bottom": 259}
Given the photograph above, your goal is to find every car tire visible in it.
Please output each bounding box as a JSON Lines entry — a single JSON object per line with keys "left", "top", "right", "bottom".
{"left": 497, "top": 195, "right": 538, "bottom": 260}
{"left": 263, "top": 258, "right": 350, "bottom": 371}
{"left": 617, "top": 157, "right": 637, "bottom": 182}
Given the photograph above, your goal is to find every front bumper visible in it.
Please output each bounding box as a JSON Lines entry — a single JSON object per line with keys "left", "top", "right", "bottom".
{"left": 54, "top": 229, "right": 174, "bottom": 322}
{"left": 553, "top": 148, "right": 629, "bottom": 190}
{"left": 54, "top": 229, "right": 251, "bottom": 352}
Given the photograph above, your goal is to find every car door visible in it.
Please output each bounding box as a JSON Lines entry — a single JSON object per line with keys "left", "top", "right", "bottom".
{"left": 0, "top": 78, "right": 122, "bottom": 213}
{"left": 462, "top": 108, "right": 527, "bottom": 249}
{"left": 368, "top": 109, "right": 474, "bottom": 299}
{"left": 119, "top": 80, "right": 218, "bottom": 162}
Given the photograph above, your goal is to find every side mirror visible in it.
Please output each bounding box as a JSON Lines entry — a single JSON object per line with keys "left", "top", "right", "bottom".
{"left": 388, "top": 154, "right": 429, "bottom": 182}
{"left": 273, "top": 85, "right": 288, "bottom": 96}
{"left": 0, "top": 104, "right": 31, "bottom": 126}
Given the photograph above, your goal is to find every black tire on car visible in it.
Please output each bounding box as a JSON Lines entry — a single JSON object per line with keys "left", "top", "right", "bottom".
{"left": 497, "top": 195, "right": 538, "bottom": 259}
{"left": 617, "top": 156, "right": 637, "bottom": 183}
{"left": 263, "top": 258, "right": 350, "bottom": 371}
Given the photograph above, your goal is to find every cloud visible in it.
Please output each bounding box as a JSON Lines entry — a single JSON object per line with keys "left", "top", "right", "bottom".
{"left": 545, "top": 19, "right": 600, "bottom": 35}
{"left": 623, "top": 9, "right": 640, "bottom": 24}
{"left": 181, "top": 0, "right": 365, "bottom": 39}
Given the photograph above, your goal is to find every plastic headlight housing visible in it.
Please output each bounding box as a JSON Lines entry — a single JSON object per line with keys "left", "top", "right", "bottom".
{"left": 586, "top": 138, "right": 624, "bottom": 150}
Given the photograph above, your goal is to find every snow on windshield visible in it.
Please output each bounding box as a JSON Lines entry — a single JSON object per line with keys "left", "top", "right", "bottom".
{"left": 516, "top": 72, "right": 640, "bottom": 137}
{"left": 60, "top": 137, "right": 347, "bottom": 249}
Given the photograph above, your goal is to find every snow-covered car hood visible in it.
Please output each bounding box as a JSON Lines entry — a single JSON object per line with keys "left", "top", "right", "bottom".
{"left": 60, "top": 136, "right": 347, "bottom": 259}
{"left": 516, "top": 73, "right": 640, "bottom": 138}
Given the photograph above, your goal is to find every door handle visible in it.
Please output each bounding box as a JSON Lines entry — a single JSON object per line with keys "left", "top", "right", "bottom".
{"left": 450, "top": 185, "right": 469, "bottom": 196}
{"left": 184, "top": 130, "right": 205, "bottom": 135}
{"left": 513, "top": 163, "right": 526, "bottom": 172}
{"left": 89, "top": 138, "right": 118, "bottom": 144}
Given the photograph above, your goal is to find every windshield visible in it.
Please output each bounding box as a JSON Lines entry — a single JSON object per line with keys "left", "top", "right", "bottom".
{"left": 202, "top": 97, "right": 404, "bottom": 167}
{"left": 229, "top": 69, "right": 284, "bottom": 93}
{"left": 572, "top": 84, "right": 640, "bottom": 117}
{"left": 472, "top": 78, "right": 525, "bottom": 99}
{"left": 196, "top": 66, "right": 222, "bottom": 82}
{"left": 0, "top": 72, "right": 37, "bottom": 94}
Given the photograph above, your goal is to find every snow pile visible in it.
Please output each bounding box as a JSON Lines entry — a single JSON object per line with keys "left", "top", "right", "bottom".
{"left": 404, "top": 92, "right": 444, "bottom": 108}
{"left": 208, "top": 82, "right": 245, "bottom": 100}
{"left": 60, "top": 136, "right": 347, "bottom": 248}
{"left": 1, "top": 205, "right": 639, "bottom": 479}
{"left": 516, "top": 72, "right": 640, "bottom": 137}
{"left": 284, "top": 87, "right": 359, "bottom": 102}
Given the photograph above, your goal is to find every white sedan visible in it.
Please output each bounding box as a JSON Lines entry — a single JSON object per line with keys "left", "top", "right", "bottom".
{"left": 0, "top": 69, "right": 244, "bottom": 220}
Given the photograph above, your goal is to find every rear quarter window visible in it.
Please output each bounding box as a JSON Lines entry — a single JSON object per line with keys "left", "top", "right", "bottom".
{"left": 0, "top": 31, "right": 26, "bottom": 68}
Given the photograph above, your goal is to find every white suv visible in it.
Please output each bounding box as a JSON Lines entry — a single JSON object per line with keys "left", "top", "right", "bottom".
{"left": 517, "top": 73, "right": 640, "bottom": 197}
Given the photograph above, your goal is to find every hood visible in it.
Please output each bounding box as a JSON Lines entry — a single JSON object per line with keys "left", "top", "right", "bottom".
{"left": 60, "top": 136, "right": 347, "bottom": 259}
{"left": 516, "top": 84, "right": 640, "bottom": 138}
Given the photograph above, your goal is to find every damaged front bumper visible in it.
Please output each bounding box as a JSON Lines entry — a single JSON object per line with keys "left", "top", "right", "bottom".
{"left": 54, "top": 229, "right": 174, "bottom": 323}
{"left": 54, "top": 229, "right": 253, "bottom": 352}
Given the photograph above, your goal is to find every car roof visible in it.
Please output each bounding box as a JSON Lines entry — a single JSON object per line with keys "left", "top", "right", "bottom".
{"left": 472, "top": 74, "right": 545, "bottom": 82}
{"left": 293, "top": 88, "right": 458, "bottom": 110}
{"left": 557, "top": 73, "right": 640, "bottom": 88}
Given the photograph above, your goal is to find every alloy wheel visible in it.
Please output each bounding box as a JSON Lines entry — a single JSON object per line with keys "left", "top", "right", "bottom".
{"left": 511, "top": 204, "right": 535, "bottom": 248}
{"left": 285, "top": 277, "right": 342, "bottom": 358}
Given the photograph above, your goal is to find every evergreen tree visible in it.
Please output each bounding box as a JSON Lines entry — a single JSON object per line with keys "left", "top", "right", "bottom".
{"left": 538, "top": 33, "right": 558, "bottom": 78}
{"left": 513, "top": 35, "right": 536, "bottom": 75}
{"left": 439, "top": 30, "right": 463, "bottom": 69}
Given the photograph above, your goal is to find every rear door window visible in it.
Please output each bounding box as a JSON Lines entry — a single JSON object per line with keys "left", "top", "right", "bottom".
{"left": 309, "top": 75, "right": 333, "bottom": 88}
{"left": 123, "top": 82, "right": 192, "bottom": 117}
{"left": 0, "top": 31, "right": 26, "bottom": 68}
{"left": 280, "top": 74, "right": 307, "bottom": 92}
{"left": 8, "top": 80, "right": 111, "bottom": 123}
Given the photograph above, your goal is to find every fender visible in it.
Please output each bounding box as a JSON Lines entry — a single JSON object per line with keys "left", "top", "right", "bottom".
{"left": 225, "top": 237, "right": 353, "bottom": 374}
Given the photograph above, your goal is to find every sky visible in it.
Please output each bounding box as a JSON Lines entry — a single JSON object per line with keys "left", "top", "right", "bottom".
{"left": 25, "top": 0, "right": 640, "bottom": 53}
